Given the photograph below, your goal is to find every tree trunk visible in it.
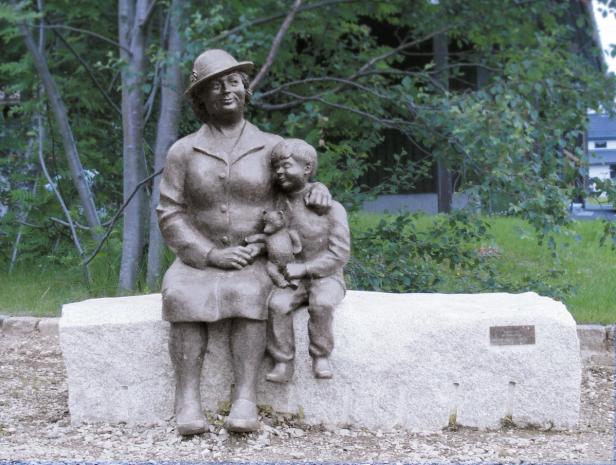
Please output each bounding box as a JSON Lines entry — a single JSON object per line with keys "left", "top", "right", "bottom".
{"left": 14, "top": 6, "right": 102, "bottom": 237}
{"left": 433, "top": 31, "right": 453, "bottom": 214}
{"left": 145, "top": 0, "right": 184, "bottom": 289}
{"left": 250, "top": 0, "right": 303, "bottom": 91}
{"left": 118, "top": 0, "right": 151, "bottom": 292}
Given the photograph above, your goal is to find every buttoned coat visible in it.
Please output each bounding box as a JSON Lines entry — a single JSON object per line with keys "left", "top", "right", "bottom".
{"left": 157, "top": 121, "right": 282, "bottom": 322}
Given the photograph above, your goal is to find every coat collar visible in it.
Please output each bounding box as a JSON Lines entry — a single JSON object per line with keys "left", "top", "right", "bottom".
{"left": 193, "top": 121, "right": 265, "bottom": 165}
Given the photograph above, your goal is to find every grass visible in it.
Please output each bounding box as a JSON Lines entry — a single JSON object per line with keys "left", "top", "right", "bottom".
{"left": 350, "top": 213, "right": 616, "bottom": 324}
{"left": 0, "top": 266, "right": 94, "bottom": 318}
{"left": 485, "top": 217, "right": 616, "bottom": 324}
{"left": 0, "top": 261, "right": 119, "bottom": 318}
{"left": 1, "top": 214, "right": 615, "bottom": 324}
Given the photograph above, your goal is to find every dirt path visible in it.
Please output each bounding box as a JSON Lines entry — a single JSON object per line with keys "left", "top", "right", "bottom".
{"left": 0, "top": 333, "right": 613, "bottom": 463}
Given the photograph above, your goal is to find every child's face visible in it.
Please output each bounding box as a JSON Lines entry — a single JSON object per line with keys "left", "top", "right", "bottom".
{"left": 273, "top": 154, "right": 310, "bottom": 192}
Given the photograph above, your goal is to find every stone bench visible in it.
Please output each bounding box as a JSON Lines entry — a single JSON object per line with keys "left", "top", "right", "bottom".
{"left": 60, "top": 291, "right": 581, "bottom": 431}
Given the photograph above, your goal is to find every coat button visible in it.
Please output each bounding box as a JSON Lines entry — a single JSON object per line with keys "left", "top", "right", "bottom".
{"left": 221, "top": 236, "right": 230, "bottom": 245}
{"left": 219, "top": 172, "right": 227, "bottom": 180}
{"left": 220, "top": 205, "right": 228, "bottom": 213}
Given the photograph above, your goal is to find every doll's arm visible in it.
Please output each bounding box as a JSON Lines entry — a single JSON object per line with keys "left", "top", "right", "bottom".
{"left": 244, "top": 234, "right": 267, "bottom": 258}
{"left": 289, "top": 229, "right": 303, "bottom": 254}
{"left": 245, "top": 233, "right": 267, "bottom": 243}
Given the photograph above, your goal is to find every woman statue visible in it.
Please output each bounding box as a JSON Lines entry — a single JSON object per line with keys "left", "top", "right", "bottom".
{"left": 156, "top": 49, "right": 330, "bottom": 435}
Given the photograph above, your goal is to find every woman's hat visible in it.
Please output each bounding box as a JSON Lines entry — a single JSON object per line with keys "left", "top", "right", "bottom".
{"left": 185, "top": 49, "right": 253, "bottom": 96}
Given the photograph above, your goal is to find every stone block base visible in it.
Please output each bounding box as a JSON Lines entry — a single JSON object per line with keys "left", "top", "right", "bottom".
{"left": 60, "top": 291, "right": 581, "bottom": 431}
{"left": 3, "top": 316, "right": 38, "bottom": 335}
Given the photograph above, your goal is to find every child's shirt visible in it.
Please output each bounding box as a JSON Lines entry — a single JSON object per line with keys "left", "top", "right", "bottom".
{"left": 275, "top": 184, "right": 350, "bottom": 282}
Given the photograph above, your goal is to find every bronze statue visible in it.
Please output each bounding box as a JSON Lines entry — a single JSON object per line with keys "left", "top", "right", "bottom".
{"left": 157, "top": 49, "right": 331, "bottom": 435}
{"left": 260, "top": 139, "right": 350, "bottom": 383}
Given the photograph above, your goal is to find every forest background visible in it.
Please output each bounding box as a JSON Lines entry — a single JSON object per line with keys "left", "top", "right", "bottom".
{"left": 1, "top": 0, "right": 616, "bottom": 322}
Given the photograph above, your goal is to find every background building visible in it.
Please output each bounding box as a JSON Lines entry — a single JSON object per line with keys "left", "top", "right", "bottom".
{"left": 588, "top": 113, "right": 616, "bottom": 181}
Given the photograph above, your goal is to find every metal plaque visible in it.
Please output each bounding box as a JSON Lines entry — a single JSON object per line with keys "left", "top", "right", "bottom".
{"left": 490, "top": 325, "right": 535, "bottom": 346}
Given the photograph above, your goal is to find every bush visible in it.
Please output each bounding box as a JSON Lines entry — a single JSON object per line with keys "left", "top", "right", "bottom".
{"left": 346, "top": 211, "right": 571, "bottom": 299}
{"left": 346, "top": 210, "right": 489, "bottom": 292}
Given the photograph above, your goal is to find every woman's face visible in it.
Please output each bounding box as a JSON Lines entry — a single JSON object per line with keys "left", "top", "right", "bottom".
{"left": 201, "top": 72, "right": 246, "bottom": 119}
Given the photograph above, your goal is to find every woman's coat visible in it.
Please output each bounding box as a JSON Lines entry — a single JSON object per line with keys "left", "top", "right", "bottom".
{"left": 157, "top": 121, "right": 282, "bottom": 322}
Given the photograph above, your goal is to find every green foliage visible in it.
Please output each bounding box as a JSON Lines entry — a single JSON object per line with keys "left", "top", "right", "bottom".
{"left": 347, "top": 213, "right": 612, "bottom": 317}
{"left": 347, "top": 210, "right": 489, "bottom": 292}
{"left": 1, "top": 215, "right": 613, "bottom": 324}
{"left": 1, "top": 0, "right": 125, "bottom": 269}
{"left": 346, "top": 210, "right": 570, "bottom": 298}
{"left": 1, "top": 0, "right": 615, "bottom": 305}
{"left": 347, "top": 209, "right": 485, "bottom": 292}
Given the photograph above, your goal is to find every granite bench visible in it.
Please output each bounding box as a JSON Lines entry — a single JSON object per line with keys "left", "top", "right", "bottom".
{"left": 60, "top": 291, "right": 581, "bottom": 431}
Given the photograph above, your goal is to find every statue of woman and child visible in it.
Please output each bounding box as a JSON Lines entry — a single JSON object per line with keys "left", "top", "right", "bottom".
{"left": 156, "top": 49, "right": 351, "bottom": 435}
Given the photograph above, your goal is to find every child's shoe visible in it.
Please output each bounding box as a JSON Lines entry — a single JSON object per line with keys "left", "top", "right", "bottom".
{"left": 265, "top": 361, "right": 294, "bottom": 383}
{"left": 312, "top": 357, "right": 333, "bottom": 379}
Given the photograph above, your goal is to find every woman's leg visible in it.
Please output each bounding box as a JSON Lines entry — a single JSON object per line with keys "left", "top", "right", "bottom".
{"left": 230, "top": 317, "right": 266, "bottom": 400}
{"left": 169, "top": 322, "right": 208, "bottom": 435}
{"left": 226, "top": 317, "right": 266, "bottom": 431}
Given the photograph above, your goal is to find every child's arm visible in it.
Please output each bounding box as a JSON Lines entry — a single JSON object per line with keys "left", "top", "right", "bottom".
{"left": 304, "top": 182, "right": 331, "bottom": 215}
{"left": 303, "top": 202, "right": 350, "bottom": 278}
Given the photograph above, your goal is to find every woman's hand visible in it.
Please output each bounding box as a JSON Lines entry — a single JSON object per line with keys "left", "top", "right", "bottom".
{"left": 207, "top": 246, "right": 255, "bottom": 270}
{"left": 244, "top": 242, "right": 265, "bottom": 258}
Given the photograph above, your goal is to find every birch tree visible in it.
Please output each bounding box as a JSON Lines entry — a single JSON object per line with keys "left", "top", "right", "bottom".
{"left": 146, "top": 0, "right": 184, "bottom": 289}
{"left": 117, "top": 0, "right": 154, "bottom": 292}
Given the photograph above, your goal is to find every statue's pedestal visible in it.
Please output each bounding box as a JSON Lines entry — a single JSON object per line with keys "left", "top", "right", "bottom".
{"left": 60, "top": 291, "right": 581, "bottom": 431}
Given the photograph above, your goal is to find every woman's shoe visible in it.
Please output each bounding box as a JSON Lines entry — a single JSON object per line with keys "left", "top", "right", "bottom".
{"left": 225, "top": 398, "right": 260, "bottom": 432}
{"left": 176, "top": 417, "right": 208, "bottom": 436}
{"left": 175, "top": 398, "right": 208, "bottom": 435}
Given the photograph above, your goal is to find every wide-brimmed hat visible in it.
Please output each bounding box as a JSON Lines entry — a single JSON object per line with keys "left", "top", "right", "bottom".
{"left": 185, "top": 49, "right": 253, "bottom": 96}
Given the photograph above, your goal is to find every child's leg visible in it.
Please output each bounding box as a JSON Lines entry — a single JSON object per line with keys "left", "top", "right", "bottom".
{"left": 307, "top": 277, "right": 345, "bottom": 360}
{"left": 266, "top": 284, "right": 308, "bottom": 382}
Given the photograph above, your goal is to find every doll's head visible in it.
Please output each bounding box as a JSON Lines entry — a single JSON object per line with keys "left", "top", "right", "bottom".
{"left": 262, "top": 209, "right": 286, "bottom": 234}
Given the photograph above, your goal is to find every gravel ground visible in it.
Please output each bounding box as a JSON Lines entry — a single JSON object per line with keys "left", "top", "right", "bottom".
{"left": 0, "top": 332, "right": 613, "bottom": 463}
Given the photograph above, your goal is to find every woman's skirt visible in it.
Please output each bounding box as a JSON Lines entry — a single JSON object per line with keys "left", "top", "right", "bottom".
{"left": 161, "top": 257, "right": 273, "bottom": 322}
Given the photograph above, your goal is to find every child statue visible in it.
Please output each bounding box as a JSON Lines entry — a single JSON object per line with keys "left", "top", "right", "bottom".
{"left": 248, "top": 138, "right": 350, "bottom": 382}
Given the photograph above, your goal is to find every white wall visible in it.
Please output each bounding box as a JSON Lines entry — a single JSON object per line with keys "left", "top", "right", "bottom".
{"left": 589, "top": 165, "right": 611, "bottom": 180}
{"left": 588, "top": 140, "right": 616, "bottom": 150}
